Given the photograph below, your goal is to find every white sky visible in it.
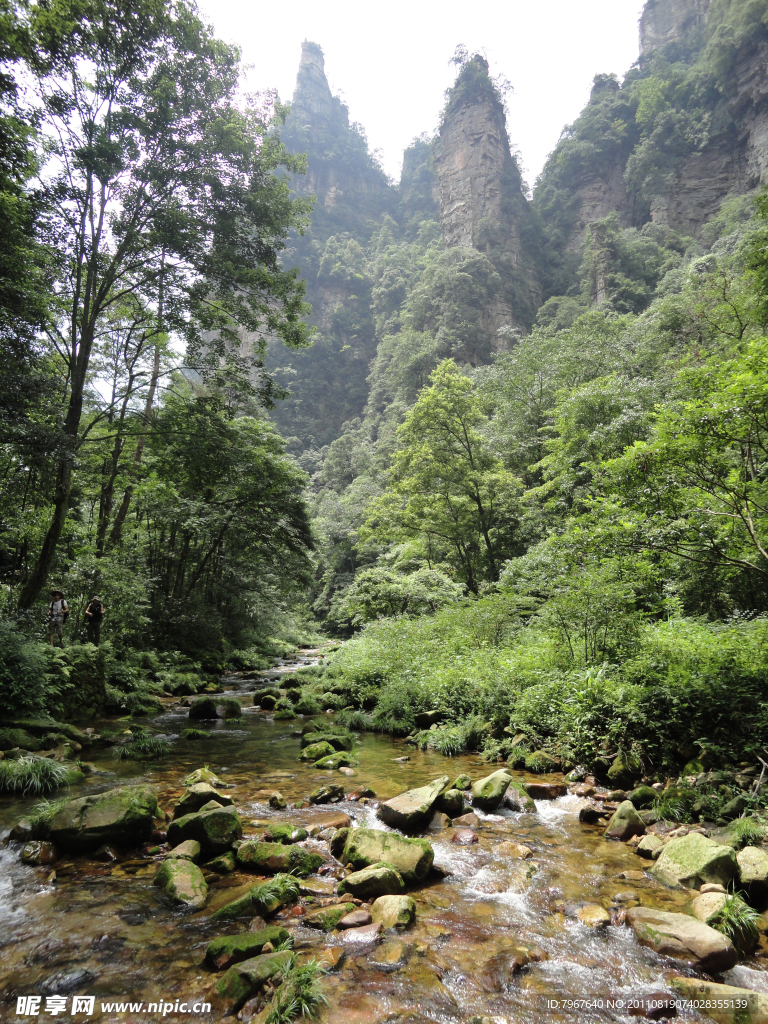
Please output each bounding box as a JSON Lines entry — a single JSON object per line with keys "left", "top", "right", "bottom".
{"left": 196, "top": 0, "right": 646, "bottom": 188}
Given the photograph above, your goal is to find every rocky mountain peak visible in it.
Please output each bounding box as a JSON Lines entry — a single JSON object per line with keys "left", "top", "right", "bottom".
{"left": 291, "top": 41, "right": 338, "bottom": 126}
{"left": 639, "top": 0, "right": 711, "bottom": 56}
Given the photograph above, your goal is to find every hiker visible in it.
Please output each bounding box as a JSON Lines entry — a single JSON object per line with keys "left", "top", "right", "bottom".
{"left": 84, "top": 596, "right": 105, "bottom": 646}
{"left": 48, "top": 589, "right": 69, "bottom": 646}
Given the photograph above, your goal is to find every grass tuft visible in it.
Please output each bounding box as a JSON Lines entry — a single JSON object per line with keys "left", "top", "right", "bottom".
{"left": 710, "top": 891, "right": 761, "bottom": 953}
{"left": 114, "top": 734, "right": 171, "bottom": 760}
{"left": 0, "top": 757, "right": 74, "bottom": 796}
{"left": 264, "top": 957, "right": 328, "bottom": 1024}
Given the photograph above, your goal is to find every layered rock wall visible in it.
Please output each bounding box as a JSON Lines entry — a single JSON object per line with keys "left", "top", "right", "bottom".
{"left": 640, "top": 0, "right": 711, "bottom": 56}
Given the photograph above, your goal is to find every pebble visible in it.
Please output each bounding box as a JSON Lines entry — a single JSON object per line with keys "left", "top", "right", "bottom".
{"left": 451, "top": 829, "right": 479, "bottom": 845}
{"left": 340, "top": 922, "right": 382, "bottom": 944}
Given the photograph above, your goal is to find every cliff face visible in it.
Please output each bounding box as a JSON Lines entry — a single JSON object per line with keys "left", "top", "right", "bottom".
{"left": 434, "top": 56, "right": 542, "bottom": 337}
{"left": 639, "top": 0, "right": 710, "bottom": 55}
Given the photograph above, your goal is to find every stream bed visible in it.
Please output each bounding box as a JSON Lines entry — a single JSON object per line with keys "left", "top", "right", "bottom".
{"left": 1, "top": 649, "right": 767, "bottom": 1023}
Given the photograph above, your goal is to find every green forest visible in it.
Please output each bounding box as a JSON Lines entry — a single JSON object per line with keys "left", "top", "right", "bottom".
{"left": 3, "top": 0, "right": 768, "bottom": 803}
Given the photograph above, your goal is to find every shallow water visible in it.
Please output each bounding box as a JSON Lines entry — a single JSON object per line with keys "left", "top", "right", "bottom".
{"left": 1, "top": 650, "right": 765, "bottom": 1023}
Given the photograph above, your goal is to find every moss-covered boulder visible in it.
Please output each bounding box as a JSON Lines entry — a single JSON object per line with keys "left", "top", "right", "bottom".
{"left": 300, "top": 730, "right": 353, "bottom": 752}
{"left": 43, "top": 784, "right": 158, "bottom": 852}
{"left": 377, "top": 776, "right": 450, "bottom": 832}
{"left": 628, "top": 786, "right": 658, "bottom": 810}
{"left": 259, "top": 693, "right": 277, "bottom": 710}
{"left": 299, "top": 740, "right": 336, "bottom": 762}
{"left": 314, "top": 753, "right": 356, "bottom": 770}
{"left": 604, "top": 800, "right": 646, "bottom": 841}
{"left": 260, "top": 823, "right": 308, "bottom": 845}
{"left": 166, "top": 840, "right": 201, "bottom": 862}
{"left": 651, "top": 833, "right": 738, "bottom": 890}
{"left": 216, "top": 698, "right": 242, "bottom": 719}
{"left": 471, "top": 769, "right": 512, "bottom": 811}
{"left": 166, "top": 804, "right": 242, "bottom": 856}
{"left": 183, "top": 767, "right": 221, "bottom": 787}
{"left": 154, "top": 858, "right": 208, "bottom": 909}
{"left": 607, "top": 751, "right": 642, "bottom": 786}
{"left": 452, "top": 774, "right": 472, "bottom": 791}
{"left": 503, "top": 778, "right": 536, "bottom": 812}
{"left": 737, "top": 846, "right": 768, "bottom": 895}
{"left": 210, "top": 875, "right": 297, "bottom": 921}
{"left": 188, "top": 697, "right": 219, "bottom": 720}
{"left": 370, "top": 894, "right": 416, "bottom": 929}
{"left": 302, "top": 902, "right": 356, "bottom": 931}
{"left": 524, "top": 751, "right": 559, "bottom": 773}
{"left": 307, "top": 782, "right": 345, "bottom": 804}
{"left": 236, "top": 841, "right": 324, "bottom": 877}
{"left": 636, "top": 834, "right": 664, "bottom": 859}
{"left": 436, "top": 789, "right": 465, "bottom": 817}
{"left": 205, "top": 926, "right": 290, "bottom": 969}
{"left": 172, "top": 783, "right": 232, "bottom": 819}
{"left": 205, "top": 851, "right": 236, "bottom": 873}
{"left": 0, "top": 727, "right": 42, "bottom": 751}
{"left": 331, "top": 827, "right": 433, "bottom": 885}
{"left": 217, "top": 951, "right": 293, "bottom": 1015}
{"left": 338, "top": 863, "right": 405, "bottom": 900}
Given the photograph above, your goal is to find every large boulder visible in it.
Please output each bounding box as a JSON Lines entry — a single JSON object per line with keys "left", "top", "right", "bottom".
{"left": 188, "top": 697, "right": 219, "bottom": 720}
{"left": 737, "top": 846, "right": 768, "bottom": 896}
{"left": 471, "top": 769, "right": 512, "bottom": 811}
{"left": 503, "top": 780, "right": 536, "bottom": 813}
{"left": 307, "top": 783, "right": 345, "bottom": 804}
{"left": 166, "top": 840, "right": 201, "bottom": 862}
{"left": 628, "top": 786, "right": 658, "bottom": 809}
{"left": 217, "top": 951, "right": 293, "bottom": 1015}
{"left": 670, "top": 978, "right": 768, "bottom": 1024}
{"left": 604, "top": 800, "right": 646, "bottom": 841}
{"left": 337, "top": 863, "right": 405, "bottom": 900}
{"left": 376, "top": 776, "right": 450, "bottom": 832}
{"left": 300, "top": 731, "right": 353, "bottom": 752}
{"left": 172, "top": 783, "right": 232, "bottom": 819}
{"left": 236, "top": 841, "right": 324, "bottom": 878}
{"left": 691, "top": 891, "right": 728, "bottom": 923}
{"left": 299, "top": 741, "right": 336, "bottom": 762}
{"left": 166, "top": 804, "right": 242, "bottom": 857}
{"left": 626, "top": 907, "right": 737, "bottom": 973}
{"left": 154, "top": 858, "right": 208, "bottom": 910}
{"left": 330, "top": 827, "right": 433, "bottom": 886}
{"left": 435, "top": 789, "right": 465, "bottom": 817}
{"left": 636, "top": 834, "right": 664, "bottom": 860}
{"left": 651, "top": 833, "right": 738, "bottom": 889}
{"left": 205, "top": 926, "right": 290, "bottom": 970}
{"left": 370, "top": 894, "right": 416, "bottom": 930}
{"left": 43, "top": 785, "right": 158, "bottom": 852}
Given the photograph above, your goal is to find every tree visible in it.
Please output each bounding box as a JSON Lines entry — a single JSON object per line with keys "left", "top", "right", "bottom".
{"left": 16, "top": 0, "right": 312, "bottom": 607}
{"left": 363, "top": 360, "right": 520, "bottom": 592}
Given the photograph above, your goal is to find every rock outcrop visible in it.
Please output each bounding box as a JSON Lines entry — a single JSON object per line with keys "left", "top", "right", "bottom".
{"left": 639, "top": 0, "right": 711, "bottom": 57}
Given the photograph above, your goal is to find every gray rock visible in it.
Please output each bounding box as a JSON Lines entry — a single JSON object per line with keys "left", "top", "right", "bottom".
{"left": 627, "top": 906, "right": 737, "bottom": 972}
{"left": 376, "top": 776, "right": 450, "bottom": 832}
{"left": 651, "top": 832, "right": 738, "bottom": 889}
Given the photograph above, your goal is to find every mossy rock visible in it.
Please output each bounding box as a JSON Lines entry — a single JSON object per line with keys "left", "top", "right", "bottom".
{"left": 216, "top": 698, "right": 242, "bottom": 719}
{"left": 188, "top": 697, "right": 219, "bottom": 721}
{"left": 43, "top": 784, "right": 159, "bottom": 852}
{"left": 436, "top": 789, "right": 465, "bottom": 817}
{"left": 302, "top": 902, "right": 356, "bottom": 931}
{"left": 205, "top": 926, "right": 290, "bottom": 968}
{"left": 260, "top": 823, "right": 308, "bottom": 845}
{"left": 204, "top": 851, "right": 236, "bottom": 873}
{"left": 154, "top": 858, "right": 208, "bottom": 910}
{"left": 299, "top": 740, "right": 336, "bottom": 762}
{"left": 471, "top": 769, "right": 512, "bottom": 811}
{"left": 607, "top": 751, "right": 642, "bottom": 786}
{"left": 307, "top": 782, "right": 345, "bottom": 804}
{"left": 370, "top": 894, "right": 416, "bottom": 929}
{"left": 211, "top": 876, "right": 296, "bottom": 920}
{"left": 300, "top": 730, "right": 353, "bottom": 752}
{"left": 452, "top": 774, "right": 472, "bottom": 791}
{"left": 172, "top": 782, "right": 232, "bottom": 819}
{"left": 0, "top": 728, "right": 42, "bottom": 752}
{"left": 524, "top": 750, "right": 560, "bottom": 774}
{"left": 217, "top": 951, "right": 293, "bottom": 1015}
{"left": 337, "top": 862, "right": 405, "bottom": 900}
{"left": 313, "top": 753, "right": 357, "bottom": 770}
{"left": 259, "top": 694, "right": 277, "bottom": 710}
{"left": 331, "top": 827, "right": 433, "bottom": 885}
{"left": 273, "top": 708, "right": 297, "bottom": 720}
{"left": 166, "top": 805, "right": 242, "bottom": 856}
{"left": 184, "top": 766, "right": 221, "bottom": 786}
{"left": 651, "top": 833, "right": 738, "bottom": 889}
{"left": 236, "top": 840, "right": 324, "bottom": 877}
{"left": 628, "top": 786, "right": 658, "bottom": 810}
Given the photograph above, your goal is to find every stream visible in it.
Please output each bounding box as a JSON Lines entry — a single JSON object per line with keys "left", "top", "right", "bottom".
{"left": 2, "top": 648, "right": 767, "bottom": 1023}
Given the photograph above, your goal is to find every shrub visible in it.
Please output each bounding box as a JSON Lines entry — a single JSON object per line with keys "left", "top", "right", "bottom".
{"left": 335, "top": 709, "right": 374, "bottom": 731}
{"left": 0, "top": 622, "right": 61, "bottom": 717}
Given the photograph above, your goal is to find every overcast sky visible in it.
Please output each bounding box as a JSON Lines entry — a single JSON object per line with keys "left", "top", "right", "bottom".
{"left": 196, "top": 0, "right": 646, "bottom": 188}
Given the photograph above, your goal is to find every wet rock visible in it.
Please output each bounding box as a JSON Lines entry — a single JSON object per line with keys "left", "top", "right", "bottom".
{"left": 626, "top": 907, "right": 737, "bottom": 972}
{"left": 435, "top": 789, "right": 465, "bottom": 817}
{"left": 566, "top": 765, "right": 589, "bottom": 782}
{"left": 613, "top": 890, "right": 639, "bottom": 903}
{"left": 636, "top": 834, "right": 664, "bottom": 860}
{"left": 307, "top": 783, "right": 345, "bottom": 804}
{"left": 300, "top": 731, "right": 353, "bottom": 752}
{"left": 9, "top": 819, "right": 34, "bottom": 842}
{"left": 259, "top": 822, "right": 307, "bottom": 845}
{"left": 188, "top": 697, "right": 219, "bottom": 720}
{"left": 452, "top": 812, "right": 479, "bottom": 828}
{"left": 338, "top": 863, "right": 405, "bottom": 900}
{"left": 205, "top": 851, "right": 236, "bottom": 873}
{"left": 21, "top": 841, "right": 58, "bottom": 865}
{"left": 172, "top": 783, "right": 231, "bottom": 819}
{"left": 216, "top": 950, "right": 293, "bottom": 1015}
{"left": 392, "top": 756, "right": 410, "bottom": 763}
{"left": 299, "top": 740, "right": 336, "bottom": 762}
{"left": 604, "top": 800, "right": 646, "bottom": 841}
{"left": 212, "top": 877, "right": 297, "bottom": 921}
{"left": 314, "top": 753, "right": 356, "bottom": 769}
{"left": 616, "top": 869, "right": 647, "bottom": 881}
{"left": 738, "top": 846, "right": 768, "bottom": 895}
{"left": 331, "top": 827, "right": 433, "bottom": 885}
{"left": 576, "top": 904, "right": 611, "bottom": 927}
{"left": 608, "top": 790, "right": 628, "bottom": 802}
{"left": 626, "top": 991, "right": 678, "bottom": 1019}
{"left": 308, "top": 812, "right": 351, "bottom": 834}
{"left": 651, "top": 833, "right": 738, "bottom": 889}
{"left": 43, "top": 784, "right": 159, "bottom": 852}
{"left": 471, "top": 769, "right": 512, "bottom": 811}
{"left": 166, "top": 840, "right": 201, "bottom": 862}
{"left": 93, "top": 843, "right": 119, "bottom": 862}
{"left": 371, "top": 894, "right": 416, "bottom": 929}
{"left": 525, "top": 781, "right": 567, "bottom": 800}
{"left": 338, "top": 909, "right": 372, "bottom": 929}
{"left": 376, "top": 775, "right": 450, "bottom": 832}
{"left": 427, "top": 811, "right": 451, "bottom": 831}
{"left": 205, "top": 926, "right": 290, "bottom": 970}
{"left": 183, "top": 767, "right": 221, "bottom": 787}
{"left": 154, "top": 858, "right": 208, "bottom": 909}
{"left": 503, "top": 782, "right": 536, "bottom": 813}
{"left": 451, "top": 829, "right": 479, "bottom": 845}
{"left": 629, "top": 786, "right": 658, "bottom": 809}
{"left": 167, "top": 804, "right": 242, "bottom": 857}
{"left": 339, "top": 766, "right": 356, "bottom": 776}
{"left": 692, "top": 891, "right": 728, "bottom": 923}
{"left": 497, "top": 841, "right": 532, "bottom": 860}
{"left": 347, "top": 786, "right": 375, "bottom": 801}
{"left": 302, "top": 902, "right": 356, "bottom": 931}
{"left": 340, "top": 922, "right": 382, "bottom": 945}
{"left": 452, "top": 773, "right": 472, "bottom": 791}
{"left": 577, "top": 800, "right": 606, "bottom": 824}
{"left": 298, "top": 878, "right": 335, "bottom": 897}
{"left": 573, "top": 783, "right": 595, "bottom": 797}
{"left": 236, "top": 841, "right": 324, "bottom": 877}
{"left": 670, "top": 977, "right": 768, "bottom": 1023}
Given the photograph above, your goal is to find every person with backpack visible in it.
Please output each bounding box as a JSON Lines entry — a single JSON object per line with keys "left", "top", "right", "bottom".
{"left": 48, "top": 589, "right": 69, "bottom": 646}
{"left": 84, "top": 596, "right": 106, "bottom": 646}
